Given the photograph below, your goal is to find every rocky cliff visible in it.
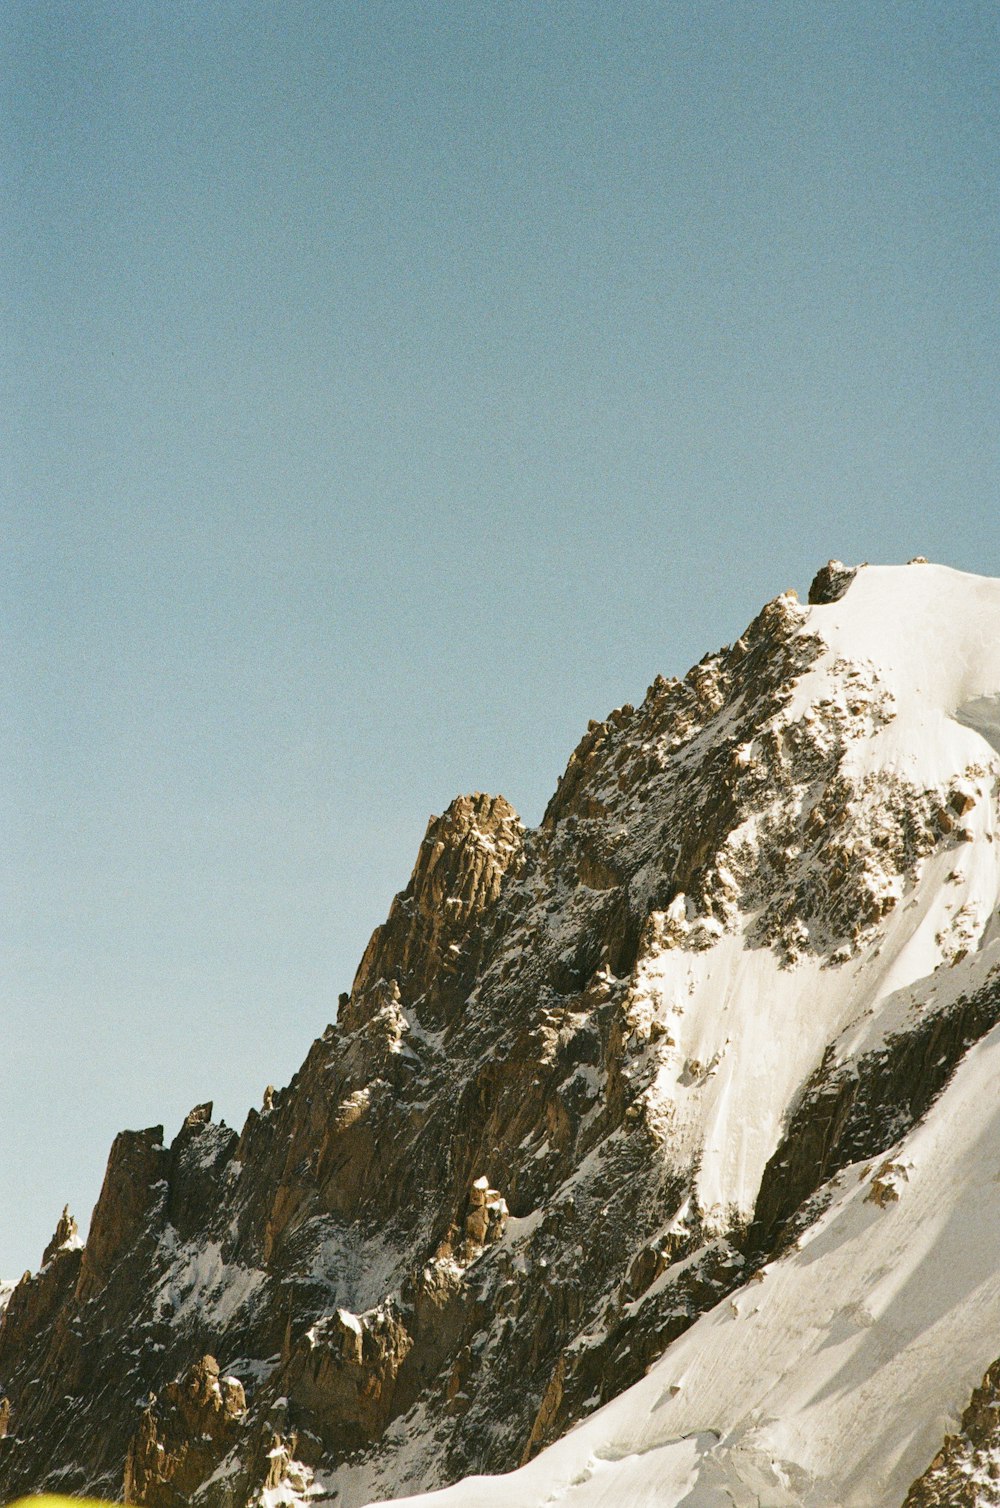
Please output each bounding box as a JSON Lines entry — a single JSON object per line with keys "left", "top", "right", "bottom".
{"left": 4, "top": 561, "right": 1000, "bottom": 1508}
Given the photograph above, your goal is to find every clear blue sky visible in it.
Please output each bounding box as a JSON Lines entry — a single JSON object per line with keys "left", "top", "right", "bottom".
{"left": 3, "top": 1, "right": 998, "bottom": 1277}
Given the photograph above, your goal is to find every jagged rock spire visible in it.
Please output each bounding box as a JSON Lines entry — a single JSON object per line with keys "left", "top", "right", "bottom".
{"left": 41, "top": 1205, "right": 78, "bottom": 1266}
{"left": 345, "top": 791, "right": 524, "bottom": 1029}
{"left": 807, "top": 558, "right": 857, "bottom": 604}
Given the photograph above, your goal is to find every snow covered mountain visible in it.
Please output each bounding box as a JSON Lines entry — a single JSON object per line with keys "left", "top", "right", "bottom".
{"left": 3, "top": 560, "right": 1000, "bottom": 1508}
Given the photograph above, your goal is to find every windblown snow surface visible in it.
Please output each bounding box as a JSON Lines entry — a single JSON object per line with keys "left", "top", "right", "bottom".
{"left": 359, "top": 564, "right": 1000, "bottom": 1508}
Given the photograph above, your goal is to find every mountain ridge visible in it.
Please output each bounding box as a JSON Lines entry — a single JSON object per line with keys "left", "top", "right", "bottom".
{"left": 3, "top": 559, "right": 1000, "bottom": 1508}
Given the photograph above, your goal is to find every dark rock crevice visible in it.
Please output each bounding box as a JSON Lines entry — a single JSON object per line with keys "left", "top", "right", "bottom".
{"left": 749, "top": 970, "right": 1000, "bottom": 1258}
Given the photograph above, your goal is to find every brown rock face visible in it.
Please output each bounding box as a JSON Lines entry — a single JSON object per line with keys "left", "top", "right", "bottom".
{"left": 124, "top": 1355, "right": 246, "bottom": 1507}
{"left": 281, "top": 1303, "right": 413, "bottom": 1455}
{"left": 461, "top": 1177, "right": 507, "bottom": 1253}
{"left": 0, "top": 1234, "right": 82, "bottom": 1396}
{"left": 346, "top": 791, "right": 524, "bottom": 1029}
{"left": 749, "top": 973, "right": 1000, "bottom": 1260}
{"left": 77, "top": 1126, "right": 169, "bottom": 1303}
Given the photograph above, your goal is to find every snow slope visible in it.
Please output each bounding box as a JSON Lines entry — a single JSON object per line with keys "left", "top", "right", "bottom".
{"left": 808, "top": 563, "right": 1000, "bottom": 780}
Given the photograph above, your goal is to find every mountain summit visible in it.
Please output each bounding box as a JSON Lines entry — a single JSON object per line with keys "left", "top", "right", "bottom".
{"left": 4, "top": 561, "right": 1000, "bottom": 1507}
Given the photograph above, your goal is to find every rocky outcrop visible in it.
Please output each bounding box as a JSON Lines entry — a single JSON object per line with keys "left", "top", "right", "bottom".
{"left": 346, "top": 792, "right": 524, "bottom": 1030}
{"left": 808, "top": 558, "right": 858, "bottom": 604}
{"left": 0, "top": 1116, "right": 253, "bottom": 1500}
{"left": 903, "top": 1356, "right": 1000, "bottom": 1506}
{"left": 77, "top": 1125, "right": 170, "bottom": 1303}
{"left": 124, "top": 1355, "right": 246, "bottom": 1507}
{"left": 41, "top": 1205, "right": 80, "bottom": 1266}
{"left": 749, "top": 969, "right": 1000, "bottom": 1257}
{"left": 0, "top": 1209, "right": 83, "bottom": 1393}
{"left": 280, "top": 1303, "right": 413, "bottom": 1456}
{"left": 167, "top": 1103, "right": 239, "bottom": 1242}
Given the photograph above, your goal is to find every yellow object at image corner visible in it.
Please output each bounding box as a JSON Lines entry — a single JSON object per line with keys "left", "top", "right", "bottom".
{"left": 7, "top": 1498, "right": 118, "bottom": 1507}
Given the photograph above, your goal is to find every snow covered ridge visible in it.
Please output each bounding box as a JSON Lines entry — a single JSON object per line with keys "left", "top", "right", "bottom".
{"left": 4, "top": 561, "right": 1000, "bottom": 1508}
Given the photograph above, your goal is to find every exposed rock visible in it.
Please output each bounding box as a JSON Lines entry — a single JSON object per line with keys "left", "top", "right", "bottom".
{"left": 41, "top": 1205, "right": 80, "bottom": 1266}
{"left": 76, "top": 1126, "right": 169, "bottom": 1302}
{"left": 0, "top": 1229, "right": 83, "bottom": 1387}
{"left": 258, "top": 1433, "right": 319, "bottom": 1503}
{"left": 749, "top": 970, "right": 1000, "bottom": 1256}
{"left": 167, "top": 1107, "right": 239, "bottom": 1242}
{"left": 903, "top": 1356, "right": 1000, "bottom": 1506}
{"left": 279, "top": 1302, "right": 413, "bottom": 1455}
{"left": 346, "top": 792, "right": 524, "bottom": 1030}
{"left": 808, "top": 558, "right": 857, "bottom": 604}
{"left": 460, "top": 1177, "right": 508, "bottom": 1255}
{"left": 124, "top": 1354, "right": 246, "bottom": 1506}
{"left": 865, "top": 1159, "right": 908, "bottom": 1207}
{"left": 521, "top": 1355, "right": 565, "bottom": 1465}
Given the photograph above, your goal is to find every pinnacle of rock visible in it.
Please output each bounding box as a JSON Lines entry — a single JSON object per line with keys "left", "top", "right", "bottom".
{"left": 345, "top": 790, "right": 524, "bottom": 1029}
{"left": 41, "top": 1205, "right": 78, "bottom": 1266}
{"left": 807, "top": 558, "right": 857, "bottom": 604}
{"left": 182, "top": 1101, "right": 213, "bottom": 1128}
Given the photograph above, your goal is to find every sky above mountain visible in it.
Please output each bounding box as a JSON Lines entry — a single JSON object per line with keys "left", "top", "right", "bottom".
{"left": 4, "top": 1, "right": 999, "bottom": 1277}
